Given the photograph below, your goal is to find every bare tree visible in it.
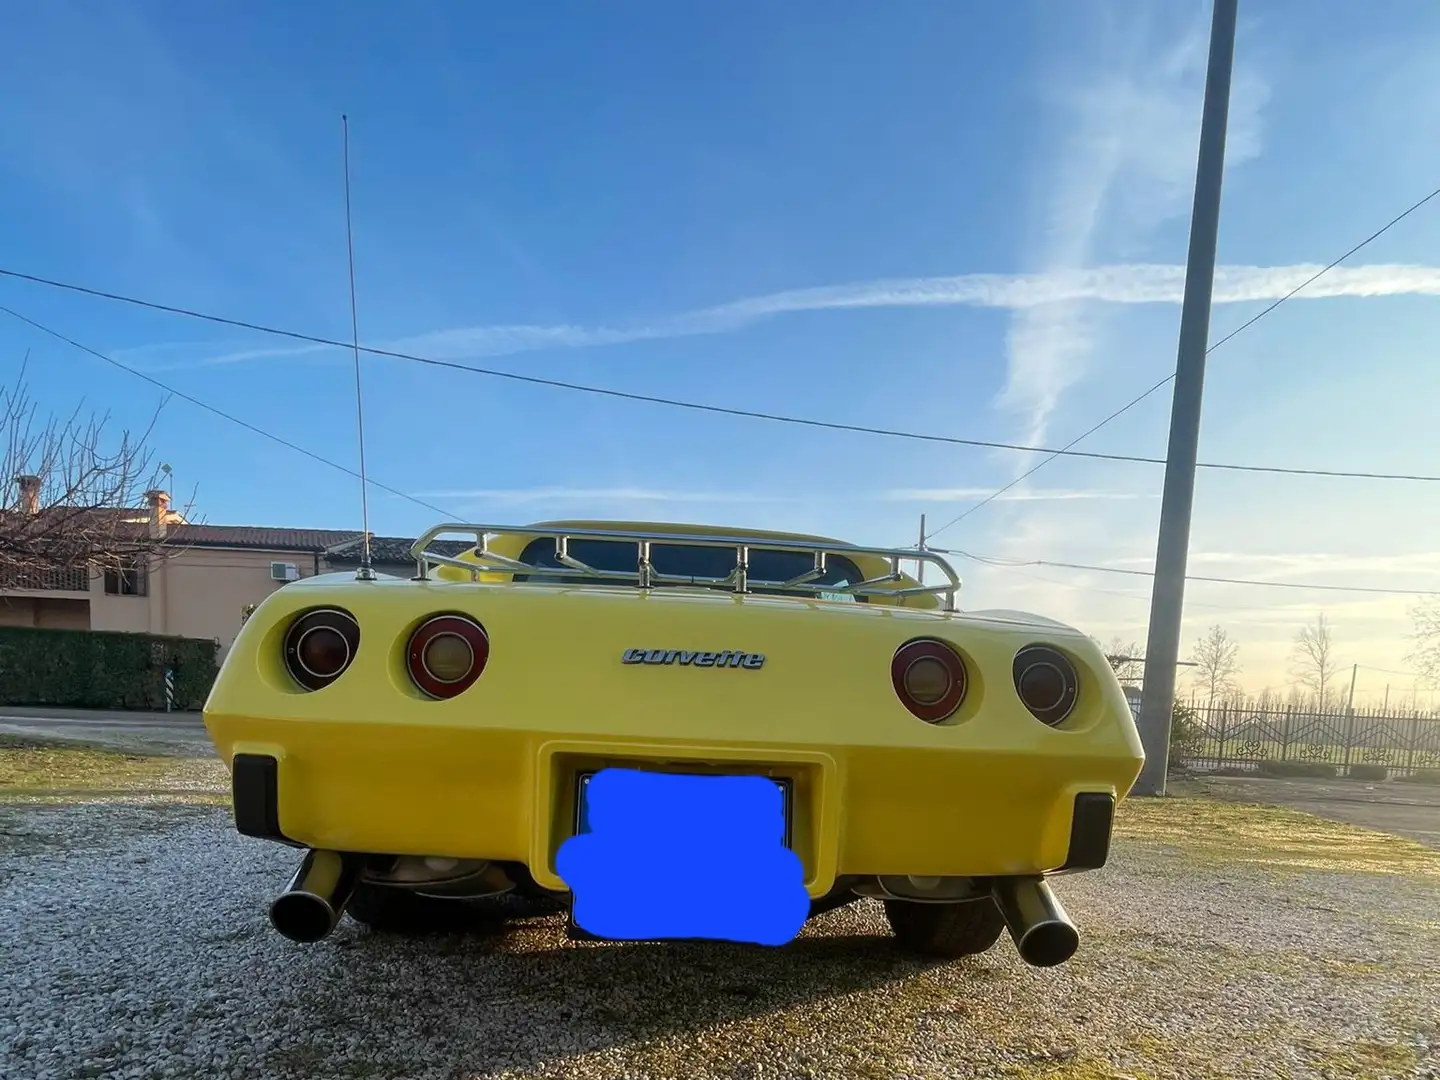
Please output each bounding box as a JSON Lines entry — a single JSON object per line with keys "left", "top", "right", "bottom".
{"left": 1189, "top": 624, "right": 1241, "bottom": 706}
{"left": 0, "top": 360, "right": 193, "bottom": 585}
{"left": 1290, "top": 612, "right": 1340, "bottom": 710}
{"left": 1101, "top": 636, "right": 1144, "bottom": 685}
{"left": 1407, "top": 597, "right": 1440, "bottom": 686}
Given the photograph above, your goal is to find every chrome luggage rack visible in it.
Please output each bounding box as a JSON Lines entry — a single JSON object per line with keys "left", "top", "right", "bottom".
{"left": 410, "top": 523, "right": 961, "bottom": 611}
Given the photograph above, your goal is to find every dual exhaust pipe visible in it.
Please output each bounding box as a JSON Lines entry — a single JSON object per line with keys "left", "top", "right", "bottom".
{"left": 991, "top": 875, "right": 1079, "bottom": 968}
{"left": 269, "top": 849, "right": 364, "bottom": 943}
{"left": 269, "top": 850, "right": 1081, "bottom": 968}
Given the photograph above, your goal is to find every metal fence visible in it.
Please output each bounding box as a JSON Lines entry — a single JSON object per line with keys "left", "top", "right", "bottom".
{"left": 1174, "top": 700, "right": 1440, "bottom": 776}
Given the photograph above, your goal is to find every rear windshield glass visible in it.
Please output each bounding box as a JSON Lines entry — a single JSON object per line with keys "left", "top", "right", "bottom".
{"left": 514, "top": 537, "right": 868, "bottom": 602}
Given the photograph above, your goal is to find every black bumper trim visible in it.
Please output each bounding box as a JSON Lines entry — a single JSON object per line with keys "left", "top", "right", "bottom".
{"left": 1055, "top": 792, "right": 1114, "bottom": 873}
{"left": 231, "top": 753, "right": 294, "bottom": 844}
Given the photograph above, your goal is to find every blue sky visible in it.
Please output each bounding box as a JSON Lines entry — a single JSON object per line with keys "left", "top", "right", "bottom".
{"left": 2, "top": 0, "right": 1440, "bottom": 695}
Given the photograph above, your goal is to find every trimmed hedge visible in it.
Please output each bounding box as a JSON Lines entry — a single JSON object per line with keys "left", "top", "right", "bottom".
{"left": 1347, "top": 763, "right": 1389, "bottom": 782}
{"left": 0, "top": 626, "right": 218, "bottom": 711}
{"left": 1256, "top": 759, "right": 1338, "bottom": 779}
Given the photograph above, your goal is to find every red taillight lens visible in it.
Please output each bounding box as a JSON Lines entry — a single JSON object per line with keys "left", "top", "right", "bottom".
{"left": 891, "top": 639, "right": 967, "bottom": 722}
{"left": 283, "top": 608, "right": 360, "bottom": 691}
{"left": 407, "top": 614, "right": 489, "bottom": 699}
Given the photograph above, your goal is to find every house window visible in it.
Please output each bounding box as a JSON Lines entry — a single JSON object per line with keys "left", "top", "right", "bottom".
{"left": 104, "top": 561, "right": 148, "bottom": 597}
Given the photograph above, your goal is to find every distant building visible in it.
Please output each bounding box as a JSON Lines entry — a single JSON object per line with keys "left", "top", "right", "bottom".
{"left": 0, "top": 486, "right": 469, "bottom": 658}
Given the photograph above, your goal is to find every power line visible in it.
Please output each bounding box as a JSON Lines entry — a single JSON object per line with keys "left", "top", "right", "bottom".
{"left": 1358, "top": 663, "right": 1426, "bottom": 679}
{"left": 7, "top": 293, "right": 1435, "bottom": 603}
{"left": 922, "top": 180, "right": 1440, "bottom": 545}
{"left": 930, "top": 545, "right": 1440, "bottom": 597}
{"left": 0, "top": 304, "right": 458, "bottom": 521}
{"left": 965, "top": 556, "right": 1239, "bottom": 610}
{"left": 2, "top": 265, "right": 1439, "bottom": 485}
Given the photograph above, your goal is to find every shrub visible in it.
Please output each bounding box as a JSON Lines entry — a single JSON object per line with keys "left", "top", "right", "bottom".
{"left": 1398, "top": 768, "right": 1440, "bottom": 786}
{"left": 1347, "top": 763, "right": 1389, "bottom": 782}
{"left": 0, "top": 626, "right": 218, "bottom": 711}
{"left": 1257, "top": 759, "right": 1338, "bottom": 779}
{"left": 1166, "top": 702, "right": 1204, "bottom": 772}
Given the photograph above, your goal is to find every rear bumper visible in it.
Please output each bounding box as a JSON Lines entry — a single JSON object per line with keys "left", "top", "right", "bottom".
{"left": 216, "top": 717, "right": 1138, "bottom": 898}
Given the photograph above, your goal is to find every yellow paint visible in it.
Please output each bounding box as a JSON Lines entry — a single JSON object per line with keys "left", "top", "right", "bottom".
{"left": 203, "top": 520, "right": 1145, "bottom": 894}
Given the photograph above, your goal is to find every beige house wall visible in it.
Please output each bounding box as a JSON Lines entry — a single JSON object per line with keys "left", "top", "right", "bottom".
{"left": 84, "top": 546, "right": 322, "bottom": 657}
{"left": 159, "top": 547, "right": 320, "bottom": 654}
{"left": 0, "top": 534, "right": 410, "bottom": 659}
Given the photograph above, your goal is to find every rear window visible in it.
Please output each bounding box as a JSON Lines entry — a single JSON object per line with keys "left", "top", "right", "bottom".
{"left": 514, "top": 537, "right": 868, "bottom": 602}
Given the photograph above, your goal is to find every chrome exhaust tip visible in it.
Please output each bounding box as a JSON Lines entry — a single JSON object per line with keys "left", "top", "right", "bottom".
{"left": 991, "top": 875, "right": 1080, "bottom": 968}
{"left": 269, "top": 849, "right": 363, "bottom": 943}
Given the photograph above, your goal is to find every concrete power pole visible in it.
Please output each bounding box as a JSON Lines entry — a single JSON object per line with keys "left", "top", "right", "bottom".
{"left": 1134, "top": 0, "right": 1239, "bottom": 798}
{"left": 917, "top": 514, "right": 926, "bottom": 585}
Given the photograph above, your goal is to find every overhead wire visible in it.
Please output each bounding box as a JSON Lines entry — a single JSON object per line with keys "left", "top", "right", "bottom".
{"left": 1, "top": 265, "right": 1439, "bottom": 484}
{"left": 929, "top": 544, "right": 1440, "bottom": 597}
{"left": 920, "top": 181, "right": 1440, "bottom": 545}
{"left": 3, "top": 295, "right": 1438, "bottom": 600}
{"left": 0, "top": 304, "right": 459, "bottom": 521}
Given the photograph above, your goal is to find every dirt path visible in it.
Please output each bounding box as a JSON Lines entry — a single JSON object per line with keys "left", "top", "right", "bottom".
{"left": 1171, "top": 773, "right": 1440, "bottom": 849}
{"left": 0, "top": 708, "right": 211, "bottom": 756}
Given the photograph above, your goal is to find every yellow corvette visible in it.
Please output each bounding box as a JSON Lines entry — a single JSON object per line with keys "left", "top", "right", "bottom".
{"left": 203, "top": 520, "right": 1144, "bottom": 967}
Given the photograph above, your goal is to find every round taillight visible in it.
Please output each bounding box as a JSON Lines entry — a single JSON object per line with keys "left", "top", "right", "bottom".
{"left": 407, "top": 614, "right": 489, "bottom": 699}
{"left": 891, "top": 639, "right": 967, "bottom": 722}
{"left": 283, "top": 608, "right": 360, "bottom": 691}
{"left": 1013, "top": 645, "right": 1079, "bottom": 726}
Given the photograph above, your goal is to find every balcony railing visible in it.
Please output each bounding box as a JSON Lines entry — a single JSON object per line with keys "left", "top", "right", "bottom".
{"left": 0, "top": 566, "right": 91, "bottom": 592}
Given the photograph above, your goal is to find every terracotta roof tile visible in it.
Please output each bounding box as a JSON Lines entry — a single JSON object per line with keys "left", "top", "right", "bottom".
{"left": 324, "top": 535, "right": 472, "bottom": 564}
{"left": 164, "top": 524, "right": 361, "bottom": 551}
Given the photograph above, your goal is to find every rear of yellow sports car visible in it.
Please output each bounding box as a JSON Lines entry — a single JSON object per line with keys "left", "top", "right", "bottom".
{"left": 204, "top": 522, "right": 1145, "bottom": 965}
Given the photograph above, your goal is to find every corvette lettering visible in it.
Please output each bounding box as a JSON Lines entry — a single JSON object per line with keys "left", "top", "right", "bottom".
{"left": 622, "top": 648, "right": 765, "bottom": 669}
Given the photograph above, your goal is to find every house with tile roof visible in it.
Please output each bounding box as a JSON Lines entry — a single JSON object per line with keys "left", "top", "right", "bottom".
{"left": 0, "top": 486, "right": 471, "bottom": 657}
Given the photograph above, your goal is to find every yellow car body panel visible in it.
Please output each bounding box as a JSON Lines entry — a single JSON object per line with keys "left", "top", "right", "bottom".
{"left": 203, "top": 520, "right": 1144, "bottom": 900}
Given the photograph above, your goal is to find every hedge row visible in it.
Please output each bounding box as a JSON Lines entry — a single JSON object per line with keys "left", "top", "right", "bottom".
{"left": 0, "top": 626, "right": 218, "bottom": 711}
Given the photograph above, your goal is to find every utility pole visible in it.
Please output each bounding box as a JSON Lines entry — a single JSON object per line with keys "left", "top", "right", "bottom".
{"left": 917, "top": 514, "right": 926, "bottom": 585}
{"left": 1134, "top": 0, "right": 1239, "bottom": 797}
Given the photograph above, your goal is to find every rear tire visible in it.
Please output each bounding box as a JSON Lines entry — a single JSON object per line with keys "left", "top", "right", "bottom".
{"left": 346, "top": 883, "right": 566, "bottom": 935}
{"left": 346, "top": 884, "right": 487, "bottom": 935}
{"left": 883, "top": 896, "right": 1006, "bottom": 959}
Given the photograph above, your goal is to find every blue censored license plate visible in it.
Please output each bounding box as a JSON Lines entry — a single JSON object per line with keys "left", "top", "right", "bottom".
{"left": 574, "top": 770, "right": 794, "bottom": 849}
{"left": 561, "top": 768, "right": 809, "bottom": 945}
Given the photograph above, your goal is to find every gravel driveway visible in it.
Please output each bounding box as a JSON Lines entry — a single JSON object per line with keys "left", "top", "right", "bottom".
{"left": 1, "top": 802, "right": 1437, "bottom": 1080}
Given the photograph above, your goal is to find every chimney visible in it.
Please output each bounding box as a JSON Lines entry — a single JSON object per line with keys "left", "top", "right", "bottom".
{"left": 145, "top": 489, "right": 170, "bottom": 538}
{"left": 14, "top": 475, "right": 40, "bottom": 516}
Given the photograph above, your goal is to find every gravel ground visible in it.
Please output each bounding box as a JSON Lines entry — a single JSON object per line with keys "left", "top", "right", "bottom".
{"left": 1, "top": 804, "right": 1437, "bottom": 1080}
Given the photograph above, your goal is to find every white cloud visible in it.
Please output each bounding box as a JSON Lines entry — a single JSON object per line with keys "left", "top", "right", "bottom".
{"left": 412, "top": 487, "right": 792, "bottom": 506}
{"left": 885, "top": 487, "right": 1154, "bottom": 503}
{"left": 992, "top": 5, "right": 1267, "bottom": 463}
{"left": 144, "top": 259, "right": 1440, "bottom": 373}
{"left": 412, "top": 485, "right": 1151, "bottom": 506}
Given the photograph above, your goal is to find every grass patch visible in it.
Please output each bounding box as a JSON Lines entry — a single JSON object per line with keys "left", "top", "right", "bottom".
{"left": 1291, "top": 1035, "right": 1419, "bottom": 1079}
{"left": 0, "top": 733, "right": 227, "bottom": 795}
{"left": 1115, "top": 795, "right": 1440, "bottom": 878}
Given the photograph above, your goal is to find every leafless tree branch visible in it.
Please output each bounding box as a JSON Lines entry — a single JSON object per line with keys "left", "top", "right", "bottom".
{"left": 1289, "top": 612, "right": 1340, "bottom": 710}
{"left": 1406, "top": 597, "right": 1440, "bottom": 687}
{"left": 1189, "top": 624, "right": 1242, "bottom": 707}
{"left": 0, "top": 368, "right": 196, "bottom": 587}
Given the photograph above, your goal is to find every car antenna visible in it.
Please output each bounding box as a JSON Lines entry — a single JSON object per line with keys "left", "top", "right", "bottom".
{"left": 341, "top": 114, "right": 376, "bottom": 582}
